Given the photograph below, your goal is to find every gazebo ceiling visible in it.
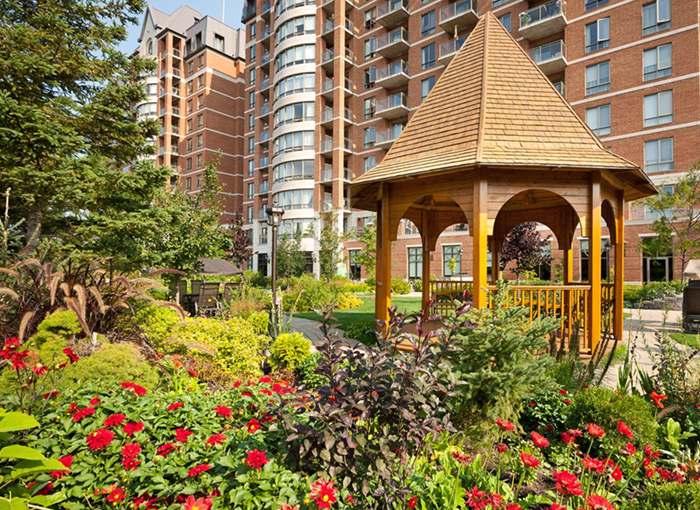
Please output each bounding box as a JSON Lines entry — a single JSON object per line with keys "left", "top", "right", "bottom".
{"left": 351, "top": 12, "right": 656, "bottom": 211}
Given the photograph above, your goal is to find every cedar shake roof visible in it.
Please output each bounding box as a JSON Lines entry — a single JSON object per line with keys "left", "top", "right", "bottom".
{"left": 352, "top": 12, "right": 656, "bottom": 203}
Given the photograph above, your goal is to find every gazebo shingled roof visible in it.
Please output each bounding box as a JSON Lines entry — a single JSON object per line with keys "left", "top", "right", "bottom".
{"left": 352, "top": 12, "right": 656, "bottom": 211}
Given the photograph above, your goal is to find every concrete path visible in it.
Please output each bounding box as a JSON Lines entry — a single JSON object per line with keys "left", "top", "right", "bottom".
{"left": 288, "top": 316, "right": 362, "bottom": 350}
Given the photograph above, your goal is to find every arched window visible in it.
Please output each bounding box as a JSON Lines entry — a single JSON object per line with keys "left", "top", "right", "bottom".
{"left": 147, "top": 39, "right": 153, "bottom": 55}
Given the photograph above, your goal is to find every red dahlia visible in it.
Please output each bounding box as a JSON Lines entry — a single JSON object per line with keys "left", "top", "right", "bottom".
{"left": 495, "top": 418, "right": 515, "bottom": 431}
{"left": 206, "top": 433, "right": 226, "bottom": 446}
{"left": 244, "top": 449, "right": 269, "bottom": 470}
{"left": 310, "top": 478, "right": 337, "bottom": 510}
{"left": 63, "top": 348, "right": 80, "bottom": 363}
{"left": 121, "top": 382, "right": 147, "bottom": 396}
{"left": 531, "top": 431, "right": 550, "bottom": 448}
{"left": 105, "top": 487, "right": 126, "bottom": 503}
{"left": 587, "top": 423, "right": 605, "bottom": 438}
{"left": 407, "top": 497, "right": 418, "bottom": 509}
{"left": 617, "top": 421, "right": 634, "bottom": 439}
{"left": 168, "top": 402, "right": 183, "bottom": 411}
{"left": 72, "top": 407, "right": 96, "bottom": 422}
{"left": 86, "top": 429, "right": 115, "bottom": 451}
{"left": 520, "top": 452, "right": 539, "bottom": 468}
{"left": 553, "top": 470, "right": 583, "bottom": 496}
{"left": 214, "top": 405, "right": 232, "bottom": 417}
{"left": 50, "top": 455, "right": 73, "bottom": 479}
{"left": 582, "top": 456, "right": 605, "bottom": 474}
{"left": 31, "top": 364, "right": 47, "bottom": 376}
{"left": 175, "top": 428, "right": 193, "bottom": 443}
{"left": 121, "top": 443, "right": 142, "bottom": 470}
{"left": 246, "top": 418, "right": 261, "bottom": 434}
{"left": 104, "top": 413, "right": 126, "bottom": 428}
{"left": 90, "top": 397, "right": 101, "bottom": 406}
{"left": 183, "top": 496, "right": 212, "bottom": 510}
{"left": 123, "top": 421, "right": 144, "bottom": 436}
{"left": 586, "top": 494, "right": 616, "bottom": 510}
{"left": 187, "top": 464, "right": 212, "bottom": 477}
{"left": 156, "top": 442, "right": 180, "bottom": 456}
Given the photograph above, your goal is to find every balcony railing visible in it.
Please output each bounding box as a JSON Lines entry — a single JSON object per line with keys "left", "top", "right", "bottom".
{"left": 258, "top": 131, "right": 270, "bottom": 143}
{"left": 241, "top": 1, "right": 256, "bottom": 23}
{"left": 260, "top": 26, "right": 272, "bottom": 40}
{"left": 261, "top": 0, "right": 271, "bottom": 16}
{"left": 377, "top": 0, "right": 409, "bottom": 28}
{"left": 259, "top": 104, "right": 270, "bottom": 117}
{"left": 377, "top": 27, "right": 409, "bottom": 59}
{"left": 519, "top": 0, "right": 567, "bottom": 40}
{"left": 258, "top": 183, "right": 269, "bottom": 194}
{"left": 259, "top": 156, "right": 270, "bottom": 168}
{"left": 320, "top": 137, "right": 353, "bottom": 153}
{"left": 321, "top": 77, "right": 354, "bottom": 99}
{"left": 260, "top": 78, "right": 271, "bottom": 91}
{"left": 172, "top": 68, "right": 181, "bottom": 78}
{"left": 376, "top": 124, "right": 404, "bottom": 148}
{"left": 261, "top": 52, "right": 271, "bottom": 66}
{"left": 321, "top": 166, "right": 352, "bottom": 182}
{"left": 438, "top": 35, "right": 468, "bottom": 65}
{"left": 376, "top": 92, "right": 408, "bottom": 119}
{"left": 527, "top": 39, "right": 567, "bottom": 74}
{"left": 377, "top": 59, "right": 409, "bottom": 87}
{"left": 171, "top": 106, "right": 180, "bottom": 116}
{"left": 171, "top": 145, "right": 179, "bottom": 155}
{"left": 439, "top": 0, "right": 478, "bottom": 33}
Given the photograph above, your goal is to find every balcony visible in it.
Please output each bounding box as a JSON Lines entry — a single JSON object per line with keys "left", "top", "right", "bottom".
{"left": 439, "top": 0, "right": 478, "bottom": 34}
{"left": 260, "top": 26, "right": 272, "bottom": 42}
{"left": 171, "top": 106, "right": 180, "bottom": 116}
{"left": 241, "top": 1, "right": 256, "bottom": 23}
{"left": 171, "top": 145, "right": 179, "bottom": 155}
{"left": 260, "top": 51, "right": 271, "bottom": 69}
{"left": 173, "top": 49, "right": 181, "bottom": 59}
{"left": 172, "top": 68, "right": 181, "bottom": 79}
{"left": 519, "top": 0, "right": 567, "bottom": 41}
{"left": 553, "top": 80, "right": 566, "bottom": 98}
{"left": 320, "top": 165, "right": 352, "bottom": 183}
{"left": 257, "top": 182, "right": 269, "bottom": 195}
{"left": 321, "top": 19, "right": 354, "bottom": 43}
{"left": 377, "top": 28, "right": 409, "bottom": 59}
{"left": 257, "top": 209, "right": 268, "bottom": 221}
{"left": 376, "top": 92, "right": 409, "bottom": 119}
{"left": 320, "top": 137, "right": 353, "bottom": 155}
{"left": 438, "top": 35, "right": 467, "bottom": 66}
{"left": 376, "top": 124, "right": 404, "bottom": 149}
{"left": 257, "top": 131, "right": 270, "bottom": 144}
{"left": 258, "top": 103, "right": 270, "bottom": 119}
{"left": 320, "top": 77, "right": 353, "bottom": 100}
{"left": 528, "top": 39, "right": 567, "bottom": 75}
{"left": 260, "top": 0, "right": 271, "bottom": 19}
{"left": 376, "top": 0, "right": 409, "bottom": 29}
{"left": 171, "top": 125, "right": 180, "bottom": 136}
{"left": 376, "top": 60, "right": 409, "bottom": 88}
{"left": 260, "top": 77, "right": 271, "bottom": 92}
{"left": 321, "top": 47, "right": 354, "bottom": 72}
{"left": 320, "top": 107, "right": 353, "bottom": 128}
{"left": 322, "top": 0, "right": 354, "bottom": 14}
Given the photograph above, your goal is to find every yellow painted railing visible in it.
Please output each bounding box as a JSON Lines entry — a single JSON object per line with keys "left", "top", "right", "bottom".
{"left": 429, "top": 280, "right": 473, "bottom": 316}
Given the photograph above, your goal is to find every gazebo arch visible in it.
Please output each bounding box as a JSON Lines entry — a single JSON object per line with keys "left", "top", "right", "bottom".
{"left": 351, "top": 13, "right": 656, "bottom": 353}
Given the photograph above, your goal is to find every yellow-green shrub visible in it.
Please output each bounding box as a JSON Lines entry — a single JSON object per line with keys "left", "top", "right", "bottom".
{"left": 337, "top": 292, "right": 363, "bottom": 310}
{"left": 61, "top": 342, "right": 160, "bottom": 390}
{"left": 269, "top": 332, "right": 311, "bottom": 372}
{"left": 29, "top": 311, "right": 82, "bottom": 365}
{"left": 135, "top": 305, "right": 182, "bottom": 347}
{"left": 243, "top": 311, "right": 269, "bottom": 335}
{"left": 171, "top": 318, "right": 266, "bottom": 379}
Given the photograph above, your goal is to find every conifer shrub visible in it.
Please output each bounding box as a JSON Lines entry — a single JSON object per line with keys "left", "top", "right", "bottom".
{"left": 29, "top": 311, "right": 83, "bottom": 365}
{"left": 61, "top": 343, "right": 159, "bottom": 389}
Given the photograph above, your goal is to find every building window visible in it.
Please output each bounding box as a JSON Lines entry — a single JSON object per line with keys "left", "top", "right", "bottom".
{"left": 275, "top": 189, "right": 314, "bottom": 210}
{"left": 644, "top": 138, "right": 674, "bottom": 173}
{"left": 197, "top": 94, "right": 203, "bottom": 109}
{"left": 585, "top": 61, "right": 610, "bottom": 95}
{"left": 247, "top": 183, "right": 254, "bottom": 200}
{"left": 364, "top": 37, "right": 377, "bottom": 59}
{"left": 198, "top": 55, "right": 204, "bottom": 68}
{"left": 197, "top": 114, "right": 203, "bottom": 128}
{"left": 585, "top": 0, "right": 609, "bottom": 10}
{"left": 274, "top": 15, "right": 315, "bottom": 43}
{"left": 272, "top": 160, "right": 314, "bottom": 183}
{"left": 249, "top": 22, "right": 256, "bottom": 39}
{"left": 421, "top": 76, "right": 435, "bottom": 101}
{"left": 498, "top": 13, "right": 511, "bottom": 32}
{"left": 642, "top": 0, "right": 671, "bottom": 36}
{"left": 585, "top": 18, "right": 610, "bottom": 53}
{"left": 421, "top": 43, "right": 436, "bottom": 69}
{"left": 443, "top": 245, "right": 461, "bottom": 276}
{"left": 250, "top": 45, "right": 257, "bottom": 62}
{"left": 580, "top": 239, "right": 611, "bottom": 281}
{"left": 249, "top": 67, "right": 256, "bottom": 85}
{"left": 643, "top": 44, "right": 672, "bottom": 81}
{"left": 197, "top": 134, "right": 202, "bottom": 148}
{"left": 248, "top": 159, "right": 255, "bottom": 177}
{"left": 187, "top": 119, "right": 193, "bottom": 133}
{"left": 641, "top": 237, "right": 673, "bottom": 282}
{"left": 186, "top": 138, "right": 192, "bottom": 152}
{"left": 147, "top": 39, "right": 153, "bottom": 55}
{"left": 274, "top": 44, "right": 315, "bottom": 72}
{"left": 421, "top": 11, "right": 436, "bottom": 37}
{"left": 198, "top": 75, "right": 204, "bottom": 89}
{"left": 493, "top": 0, "right": 511, "bottom": 6}
{"left": 586, "top": 104, "right": 611, "bottom": 136}
{"left": 364, "top": 97, "right": 376, "bottom": 119}
{"left": 185, "top": 177, "right": 191, "bottom": 191}
{"left": 247, "top": 206, "right": 253, "bottom": 222}
{"left": 272, "top": 131, "right": 314, "bottom": 156}
{"left": 364, "top": 8, "right": 376, "bottom": 30}
{"left": 188, "top": 61, "right": 194, "bottom": 75}
{"left": 553, "top": 81, "right": 565, "bottom": 96}
{"left": 214, "top": 34, "right": 224, "bottom": 52}
{"left": 196, "top": 155, "right": 203, "bottom": 168}
{"left": 364, "top": 67, "right": 376, "bottom": 89}
{"left": 248, "top": 114, "right": 255, "bottom": 131}
{"left": 196, "top": 174, "right": 202, "bottom": 188}
{"left": 407, "top": 247, "right": 422, "bottom": 279}
{"left": 187, "top": 81, "right": 193, "bottom": 94}
{"left": 187, "top": 100, "right": 193, "bottom": 114}
{"left": 644, "top": 90, "right": 672, "bottom": 127}
{"left": 349, "top": 249, "right": 362, "bottom": 280}
{"left": 248, "top": 137, "right": 254, "bottom": 154}
{"left": 363, "top": 156, "right": 376, "bottom": 173}
{"left": 364, "top": 126, "right": 376, "bottom": 148}
{"left": 249, "top": 92, "right": 255, "bottom": 108}
{"left": 186, "top": 158, "right": 192, "bottom": 171}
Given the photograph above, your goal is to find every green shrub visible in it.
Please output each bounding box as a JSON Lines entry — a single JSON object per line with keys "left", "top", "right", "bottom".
{"left": 629, "top": 482, "right": 700, "bottom": 510}
{"left": 294, "top": 352, "right": 326, "bottom": 389}
{"left": 365, "top": 276, "right": 376, "bottom": 288}
{"left": 337, "top": 292, "right": 363, "bottom": 309}
{"left": 61, "top": 342, "right": 160, "bottom": 389}
{"left": 29, "top": 310, "right": 82, "bottom": 365}
{"left": 565, "top": 387, "right": 657, "bottom": 450}
{"left": 269, "top": 332, "right": 311, "bottom": 372}
{"left": 171, "top": 317, "right": 265, "bottom": 379}
{"left": 135, "top": 305, "right": 181, "bottom": 348}
{"left": 343, "top": 321, "right": 376, "bottom": 345}
{"left": 244, "top": 269, "right": 271, "bottom": 288}
{"left": 391, "top": 277, "right": 411, "bottom": 295}
{"left": 341, "top": 281, "right": 371, "bottom": 293}
{"left": 624, "top": 281, "right": 682, "bottom": 305}
{"left": 243, "top": 311, "right": 269, "bottom": 335}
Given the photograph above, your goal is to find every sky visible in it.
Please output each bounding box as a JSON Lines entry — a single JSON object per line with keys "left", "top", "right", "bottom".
{"left": 120, "top": 0, "right": 245, "bottom": 53}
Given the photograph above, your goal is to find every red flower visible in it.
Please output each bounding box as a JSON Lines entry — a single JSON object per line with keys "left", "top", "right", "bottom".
{"left": 259, "top": 376, "right": 272, "bottom": 383}
{"left": 105, "top": 487, "right": 126, "bottom": 503}
{"left": 156, "top": 442, "right": 180, "bottom": 456}
{"left": 104, "top": 413, "right": 126, "bottom": 428}
{"left": 175, "top": 427, "right": 193, "bottom": 443}
{"left": 520, "top": 452, "right": 539, "bottom": 468}
{"left": 586, "top": 494, "right": 616, "bottom": 510}
{"left": 464, "top": 486, "right": 487, "bottom": 510}
{"left": 183, "top": 496, "right": 212, "bottom": 510}
{"left": 187, "top": 464, "right": 212, "bottom": 477}
{"left": 31, "top": 364, "right": 48, "bottom": 376}
{"left": 587, "top": 423, "right": 605, "bottom": 438}
{"left": 206, "top": 433, "right": 226, "bottom": 446}
{"left": 234, "top": 380, "right": 242, "bottom": 388}
{"left": 11, "top": 350, "right": 29, "bottom": 370}
{"left": 244, "top": 449, "right": 269, "bottom": 470}
{"left": 407, "top": 497, "right": 418, "bottom": 510}
{"left": 121, "top": 443, "right": 142, "bottom": 471}
{"left": 241, "top": 391, "right": 252, "bottom": 397}
{"left": 644, "top": 444, "right": 660, "bottom": 459}
{"left": 346, "top": 495, "right": 355, "bottom": 503}
{"left": 67, "top": 402, "right": 79, "bottom": 414}
{"left": 530, "top": 431, "right": 549, "bottom": 448}
{"left": 121, "top": 382, "right": 147, "bottom": 396}
{"left": 550, "top": 505, "right": 568, "bottom": 510}
{"left": 451, "top": 451, "right": 471, "bottom": 465}
{"left": 41, "top": 391, "right": 60, "bottom": 399}
{"left": 582, "top": 456, "right": 605, "bottom": 474}
{"left": 86, "top": 429, "right": 114, "bottom": 451}
{"left": 617, "top": 421, "right": 634, "bottom": 439}
{"left": 558, "top": 389, "right": 568, "bottom": 395}
{"left": 506, "top": 505, "right": 522, "bottom": 510}
{"left": 27, "top": 481, "right": 54, "bottom": 496}
{"left": 650, "top": 391, "right": 667, "bottom": 409}
{"left": 214, "top": 405, "right": 232, "bottom": 417}
{"left": 310, "top": 478, "right": 337, "bottom": 510}
{"left": 561, "top": 432, "right": 575, "bottom": 445}
{"left": 623, "top": 443, "right": 636, "bottom": 456}
{"left": 645, "top": 468, "right": 655, "bottom": 478}
{"left": 553, "top": 471, "right": 583, "bottom": 496}
{"left": 280, "top": 504, "right": 299, "bottom": 510}
{"left": 72, "top": 407, "right": 96, "bottom": 422}
{"left": 496, "top": 443, "right": 508, "bottom": 453}
{"left": 50, "top": 455, "right": 73, "bottom": 479}
{"left": 123, "top": 421, "right": 145, "bottom": 436}
{"left": 246, "top": 418, "right": 261, "bottom": 434}
{"left": 90, "top": 397, "right": 100, "bottom": 406}
{"left": 63, "top": 348, "right": 80, "bottom": 363}
{"left": 259, "top": 389, "right": 273, "bottom": 396}
{"left": 495, "top": 418, "right": 515, "bottom": 431}
{"left": 168, "top": 402, "right": 183, "bottom": 411}
{"left": 563, "top": 399, "right": 571, "bottom": 404}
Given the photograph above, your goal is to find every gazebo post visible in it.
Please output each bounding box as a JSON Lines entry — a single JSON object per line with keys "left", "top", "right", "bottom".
{"left": 490, "top": 236, "right": 500, "bottom": 283}
{"left": 473, "top": 173, "right": 489, "bottom": 309}
{"left": 375, "top": 182, "right": 392, "bottom": 327}
{"left": 588, "top": 172, "right": 603, "bottom": 353}
{"left": 421, "top": 209, "right": 432, "bottom": 314}
{"left": 614, "top": 190, "right": 625, "bottom": 341}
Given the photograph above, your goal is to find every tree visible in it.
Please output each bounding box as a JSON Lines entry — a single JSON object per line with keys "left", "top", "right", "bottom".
{"left": 277, "top": 230, "right": 306, "bottom": 283}
{"left": 0, "top": 0, "right": 158, "bottom": 243}
{"left": 318, "top": 210, "right": 351, "bottom": 282}
{"left": 353, "top": 220, "right": 377, "bottom": 278}
{"left": 500, "top": 222, "right": 552, "bottom": 282}
{"left": 227, "top": 212, "right": 252, "bottom": 270}
{"left": 644, "top": 168, "right": 700, "bottom": 287}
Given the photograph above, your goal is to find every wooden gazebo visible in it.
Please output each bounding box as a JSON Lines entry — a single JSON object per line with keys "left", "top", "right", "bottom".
{"left": 351, "top": 13, "right": 656, "bottom": 353}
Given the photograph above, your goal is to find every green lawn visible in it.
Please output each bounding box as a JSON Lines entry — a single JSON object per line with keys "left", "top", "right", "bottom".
{"left": 295, "top": 295, "right": 422, "bottom": 336}
{"left": 670, "top": 332, "right": 700, "bottom": 349}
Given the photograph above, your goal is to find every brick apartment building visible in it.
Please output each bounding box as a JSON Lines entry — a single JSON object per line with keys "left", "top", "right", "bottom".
{"left": 237, "top": 0, "right": 697, "bottom": 284}
{"left": 133, "top": 5, "right": 247, "bottom": 220}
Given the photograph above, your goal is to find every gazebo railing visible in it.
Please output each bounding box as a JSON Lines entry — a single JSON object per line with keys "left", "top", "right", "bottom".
{"left": 429, "top": 280, "right": 473, "bottom": 315}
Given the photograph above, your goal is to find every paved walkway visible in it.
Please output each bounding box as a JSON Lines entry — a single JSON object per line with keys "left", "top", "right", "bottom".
{"left": 288, "top": 316, "right": 362, "bottom": 350}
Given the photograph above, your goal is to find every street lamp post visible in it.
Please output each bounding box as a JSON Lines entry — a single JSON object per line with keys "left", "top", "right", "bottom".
{"left": 266, "top": 198, "right": 285, "bottom": 337}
